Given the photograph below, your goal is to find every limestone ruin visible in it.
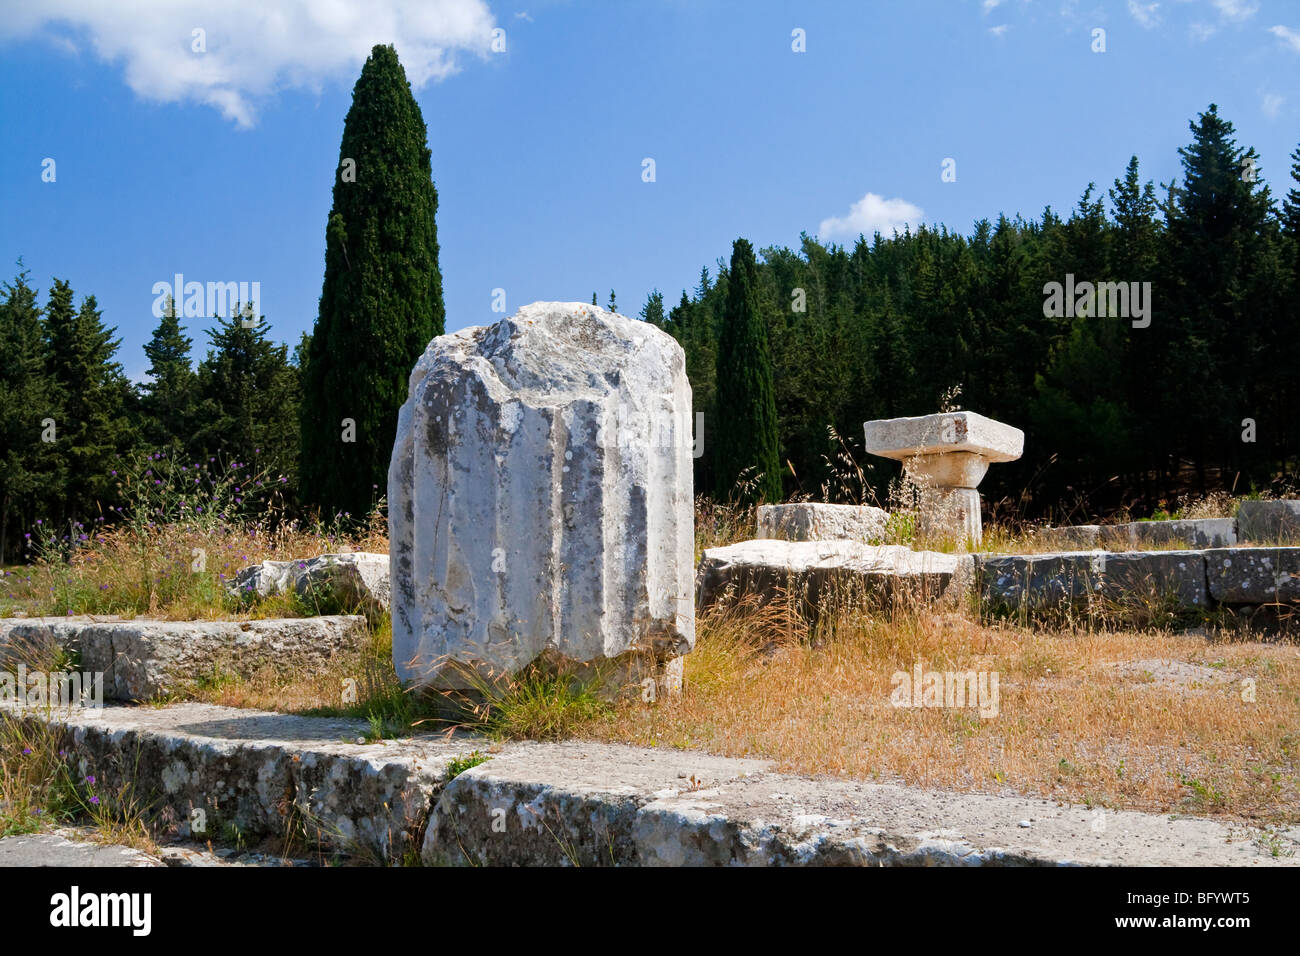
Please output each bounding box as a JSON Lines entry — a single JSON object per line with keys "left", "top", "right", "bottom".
{"left": 388, "top": 302, "right": 695, "bottom": 693}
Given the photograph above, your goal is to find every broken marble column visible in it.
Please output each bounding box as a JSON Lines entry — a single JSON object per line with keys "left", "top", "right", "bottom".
{"left": 862, "top": 411, "right": 1023, "bottom": 547}
{"left": 388, "top": 302, "right": 695, "bottom": 694}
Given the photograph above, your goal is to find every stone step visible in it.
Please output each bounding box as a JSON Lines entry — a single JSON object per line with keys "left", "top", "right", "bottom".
{"left": 975, "top": 547, "right": 1300, "bottom": 623}
{"left": 427, "top": 740, "right": 1298, "bottom": 867}
{"left": 2, "top": 700, "right": 480, "bottom": 861}
{"left": 1237, "top": 500, "right": 1300, "bottom": 543}
{"left": 7, "top": 700, "right": 1294, "bottom": 866}
{"left": 0, "top": 828, "right": 313, "bottom": 867}
{"left": 974, "top": 550, "right": 1209, "bottom": 616}
{"left": 0, "top": 616, "right": 368, "bottom": 701}
{"left": 1042, "top": 518, "right": 1236, "bottom": 550}
{"left": 0, "top": 830, "right": 159, "bottom": 867}
{"left": 696, "top": 539, "right": 971, "bottom": 613}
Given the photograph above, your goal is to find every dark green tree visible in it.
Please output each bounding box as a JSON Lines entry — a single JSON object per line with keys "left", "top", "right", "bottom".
{"left": 713, "top": 238, "right": 782, "bottom": 502}
{"left": 300, "top": 43, "right": 445, "bottom": 518}
{"left": 194, "top": 311, "right": 300, "bottom": 499}
{"left": 140, "top": 295, "right": 196, "bottom": 453}
{"left": 43, "top": 281, "right": 135, "bottom": 527}
{"left": 0, "top": 267, "right": 54, "bottom": 560}
{"left": 639, "top": 289, "right": 665, "bottom": 327}
{"left": 1159, "top": 104, "right": 1280, "bottom": 489}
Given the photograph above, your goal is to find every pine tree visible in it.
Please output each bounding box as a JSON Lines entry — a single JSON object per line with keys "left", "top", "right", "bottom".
{"left": 639, "top": 289, "right": 665, "bottom": 327}
{"left": 1161, "top": 105, "right": 1277, "bottom": 488}
{"left": 713, "top": 238, "right": 782, "bottom": 502}
{"left": 1283, "top": 145, "right": 1300, "bottom": 240}
{"left": 1030, "top": 184, "right": 1131, "bottom": 489}
{"left": 666, "top": 290, "right": 691, "bottom": 342}
{"left": 141, "top": 295, "right": 196, "bottom": 452}
{"left": 1106, "top": 155, "right": 1162, "bottom": 496}
{"left": 43, "top": 281, "right": 134, "bottom": 527}
{"left": 607, "top": 289, "right": 617, "bottom": 313}
{"left": 194, "top": 311, "right": 300, "bottom": 501}
{"left": 300, "top": 44, "right": 445, "bottom": 519}
{"left": 0, "top": 267, "right": 54, "bottom": 560}
{"left": 696, "top": 267, "right": 711, "bottom": 299}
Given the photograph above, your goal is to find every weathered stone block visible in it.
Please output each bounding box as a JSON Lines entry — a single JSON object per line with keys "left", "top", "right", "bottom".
{"left": 1035, "top": 525, "right": 1102, "bottom": 550}
{"left": 0, "top": 616, "right": 368, "bottom": 700}
{"left": 229, "top": 552, "right": 390, "bottom": 619}
{"left": 1204, "top": 547, "right": 1300, "bottom": 604}
{"left": 389, "top": 302, "right": 694, "bottom": 690}
{"left": 1237, "top": 500, "right": 1300, "bottom": 543}
{"left": 755, "top": 503, "right": 889, "bottom": 542}
{"left": 1043, "top": 519, "right": 1236, "bottom": 551}
{"left": 696, "top": 539, "right": 971, "bottom": 613}
{"left": 976, "top": 550, "right": 1208, "bottom": 615}
{"left": 1, "top": 701, "right": 476, "bottom": 860}
{"left": 1127, "top": 519, "right": 1236, "bottom": 549}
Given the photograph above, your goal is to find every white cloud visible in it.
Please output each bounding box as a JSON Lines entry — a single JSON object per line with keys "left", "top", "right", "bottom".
{"left": 982, "top": 0, "right": 1004, "bottom": 13}
{"left": 1127, "top": 1, "right": 1161, "bottom": 29}
{"left": 1261, "top": 92, "right": 1284, "bottom": 118}
{"left": 1270, "top": 24, "right": 1300, "bottom": 52}
{"left": 988, "top": 24, "right": 1010, "bottom": 36}
{"left": 0, "top": 0, "right": 497, "bottom": 127}
{"left": 1211, "top": 0, "right": 1257, "bottom": 23}
{"left": 819, "top": 192, "right": 924, "bottom": 240}
{"left": 1190, "top": 22, "right": 1217, "bottom": 41}
{"left": 513, "top": 11, "right": 534, "bottom": 21}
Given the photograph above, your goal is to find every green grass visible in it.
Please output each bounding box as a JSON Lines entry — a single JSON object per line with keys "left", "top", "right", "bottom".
{"left": 0, "top": 711, "right": 155, "bottom": 850}
{"left": 465, "top": 666, "right": 612, "bottom": 741}
{"left": 445, "top": 751, "right": 490, "bottom": 779}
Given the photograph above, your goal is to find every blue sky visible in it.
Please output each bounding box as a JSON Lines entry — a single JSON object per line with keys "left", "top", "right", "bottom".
{"left": 1, "top": 0, "right": 1298, "bottom": 382}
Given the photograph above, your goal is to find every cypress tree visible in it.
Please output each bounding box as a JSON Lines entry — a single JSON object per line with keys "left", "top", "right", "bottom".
{"left": 300, "top": 44, "right": 445, "bottom": 518}
{"left": 713, "top": 238, "right": 782, "bottom": 503}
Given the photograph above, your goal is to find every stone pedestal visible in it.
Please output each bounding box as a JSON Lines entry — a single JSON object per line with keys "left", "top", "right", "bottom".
{"left": 862, "top": 411, "right": 1024, "bottom": 548}
{"left": 918, "top": 487, "right": 983, "bottom": 546}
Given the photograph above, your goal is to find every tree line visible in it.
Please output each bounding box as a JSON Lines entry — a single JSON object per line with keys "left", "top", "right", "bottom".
{"left": 648, "top": 105, "right": 1300, "bottom": 518}
{"left": 0, "top": 283, "right": 301, "bottom": 562}
{"left": 0, "top": 44, "right": 441, "bottom": 564}
{"left": 3, "top": 100, "right": 1296, "bottom": 562}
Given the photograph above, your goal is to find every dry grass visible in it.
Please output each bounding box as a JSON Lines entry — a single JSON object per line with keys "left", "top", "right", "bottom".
{"left": 1, "top": 512, "right": 389, "bottom": 621}
{"left": 179, "top": 615, "right": 401, "bottom": 716}
{"left": 182, "top": 588, "right": 1300, "bottom": 825}
{"left": 578, "top": 602, "right": 1300, "bottom": 825}
{"left": 7, "top": 491, "right": 1299, "bottom": 830}
{"left": 693, "top": 495, "right": 757, "bottom": 561}
{"left": 0, "top": 710, "right": 158, "bottom": 851}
